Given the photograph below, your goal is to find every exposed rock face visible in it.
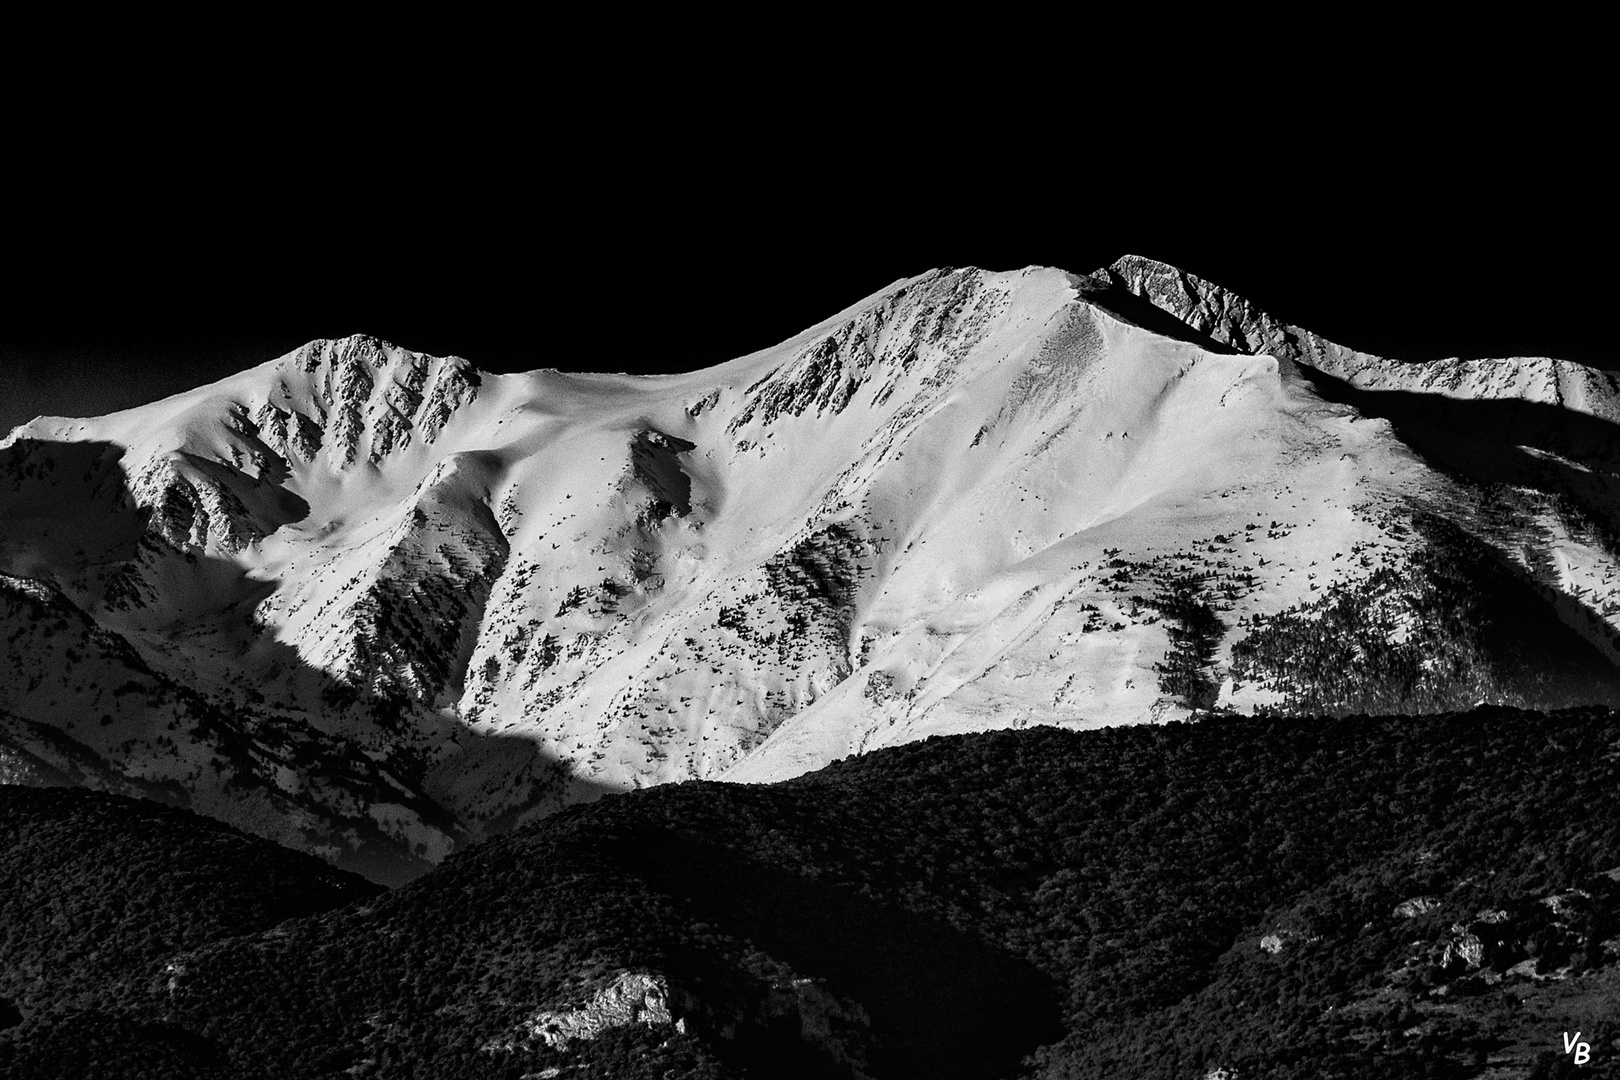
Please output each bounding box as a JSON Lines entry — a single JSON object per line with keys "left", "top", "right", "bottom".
{"left": 1395, "top": 896, "right": 1442, "bottom": 919}
{"left": 864, "top": 670, "right": 899, "bottom": 703}
{"left": 483, "top": 971, "right": 679, "bottom": 1053}
{"left": 727, "top": 267, "right": 1007, "bottom": 436}
{"left": 1386, "top": 878, "right": 1620, "bottom": 994}
{"left": 1441, "top": 924, "right": 1486, "bottom": 970}
{"left": 1101, "top": 254, "right": 1620, "bottom": 454}
{"left": 1098, "top": 254, "right": 1315, "bottom": 362}
{"left": 1259, "top": 927, "right": 1318, "bottom": 955}
{"left": 132, "top": 456, "right": 268, "bottom": 555}
{"left": 253, "top": 401, "right": 324, "bottom": 463}
{"left": 286, "top": 335, "right": 482, "bottom": 468}
{"left": 479, "top": 966, "right": 878, "bottom": 1076}
{"left": 1543, "top": 889, "right": 1592, "bottom": 917}
{"left": 629, "top": 429, "right": 697, "bottom": 519}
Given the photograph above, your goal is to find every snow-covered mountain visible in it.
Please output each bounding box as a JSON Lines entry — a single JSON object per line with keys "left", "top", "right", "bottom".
{"left": 4, "top": 259, "right": 1618, "bottom": 878}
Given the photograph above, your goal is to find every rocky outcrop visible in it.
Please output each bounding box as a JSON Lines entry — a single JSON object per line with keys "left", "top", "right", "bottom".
{"left": 1391, "top": 878, "right": 1620, "bottom": 994}
{"left": 1395, "top": 895, "right": 1441, "bottom": 919}
{"left": 1096, "top": 254, "right": 1368, "bottom": 376}
{"left": 253, "top": 401, "right": 324, "bottom": 463}
{"left": 482, "top": 971, "right": 680, "bottom": 1053}
{"left": 416, "top": 354, "right": 480, "bottom": 445}
{"left": 479, "top": 965, "right": 879, "bottom": 1076}
{"left": 1259, "top": 927, "right": 1320, "bottom": 955}
{"left": 131, "top": 457, "right": 265, "bottom": 555}
{"left": 628, "top": 429, "right": 697, "bottom": 519}
{"left": 727, "top": 268, "right": 1009, "bottom": 435}
{"left": 285, "top": 336, "right": 481, "bottom": 469}
{"left": 1101, "top": 253, "right": 1620, "bottom": 484}
{"left": 1440, "top": 924, "right": 1485, "bottom": 970}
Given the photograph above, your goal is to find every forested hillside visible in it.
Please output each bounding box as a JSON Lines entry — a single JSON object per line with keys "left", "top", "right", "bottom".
{"left": 5, "top": 708, "right": 1620, "bottom": 1078}
{"left": 0, "top": 786, "right": 379, "bottom": 1078}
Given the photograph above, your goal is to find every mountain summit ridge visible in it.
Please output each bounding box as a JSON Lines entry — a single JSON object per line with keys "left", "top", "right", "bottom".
{"left": 1101, "top": 253, "right": 1620, "bottom": 421}
{"left": 4, "top": 260, "right": 1618, "bottom": 878}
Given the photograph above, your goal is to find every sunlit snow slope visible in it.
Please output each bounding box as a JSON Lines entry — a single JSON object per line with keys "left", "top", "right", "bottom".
{"left": 4, "top": 260, "right": 1618, "bottom": 877}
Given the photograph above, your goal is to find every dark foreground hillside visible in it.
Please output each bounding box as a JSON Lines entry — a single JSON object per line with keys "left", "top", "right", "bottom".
{"left": 5, "top": 708, "right": 1620, "bottom": 1078}
{"left": 0, "top": 785, "right": 380, "bottom": 1077}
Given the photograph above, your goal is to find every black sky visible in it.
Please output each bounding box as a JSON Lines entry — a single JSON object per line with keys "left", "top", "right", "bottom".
{"left": 3, "top": 52, "right": 1609, "bottom": 438}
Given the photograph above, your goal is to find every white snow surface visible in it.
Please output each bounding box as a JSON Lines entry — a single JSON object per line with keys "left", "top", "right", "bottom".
{"left": 3, "top": 259, "right": 1618, "bottom": 868}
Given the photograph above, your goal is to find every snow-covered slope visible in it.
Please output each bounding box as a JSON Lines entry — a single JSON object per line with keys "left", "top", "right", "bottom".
{"left": 4, "top": 261, "right": 1618, "bottom": 875}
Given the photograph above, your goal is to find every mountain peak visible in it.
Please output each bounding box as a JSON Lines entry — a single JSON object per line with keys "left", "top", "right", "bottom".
{"left": 253, "top": 336, "right": 484, "bottom": 469}
{"left": 5, "top": 256, "right": 1620, "bottom": 880}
